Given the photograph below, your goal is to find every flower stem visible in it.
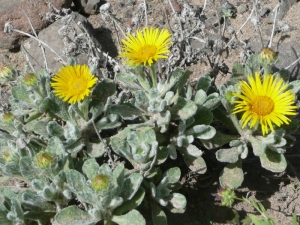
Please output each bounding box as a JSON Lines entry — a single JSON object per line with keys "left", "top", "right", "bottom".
{"left": 263, "top": 64, "right": 271, "bottom": 76}
{"left": 150, "top": 64, "right": 157, "bottom": 88}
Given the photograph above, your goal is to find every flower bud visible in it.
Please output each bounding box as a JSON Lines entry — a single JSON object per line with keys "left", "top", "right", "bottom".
{"left": 91, "top": 174, "right": 110, "bottom": 191}
{"left": 0, "top": 66, "right": 16, "bottom": 83}
{"left": 23, "top": 73, "right": 38, "bottom": 86}
{"left": 225, "top": 91, "right": 234, "bottom": 102}
{"left": 213, "top": 187, "right": 236, "bottom": 207}
{"left": 36, "top": 152, "right": 54, "bottom": 168}
{"left": 2, "top": 112, "right": 14, "bottom": 123}
{"left": 2, "top": 153, "right": 11, "bottom": 163}
{"left": 259, "top": 47, "right": 278, "bottom": 65}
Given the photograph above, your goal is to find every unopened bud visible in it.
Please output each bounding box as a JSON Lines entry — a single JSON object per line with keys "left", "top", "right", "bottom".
{"left": 2, "top": 112, "right": 14, "bottom": 123}
{"left": 259, "top": 47, "right": 278, "bottom": 65}
{"left": 91, "top": 174, "right": 110, "bottom": 191}
{"left": 0, "top": 66, "right": 16, "bottom": 83}
{"left": 36, "top": 152, "right": 54, "bottom": 168}
{"left": 2, "top": 153, "right": 11, "bottom": 163}
{"left": 23, "top": 73, "right": 38, "bottom": 86}
{"left": 213, "top": 187, "right": 236, "bottom": 207}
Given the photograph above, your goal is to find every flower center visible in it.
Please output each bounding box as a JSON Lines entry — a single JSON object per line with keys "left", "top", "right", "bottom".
{"left": 138, "top": 45, "right": 157, "bottom": 61}
{"left": 251, "top": 96, "right": 274, "bottom": 116}
{"left": 71, "top": 78, "right": 87, "bottom": 94}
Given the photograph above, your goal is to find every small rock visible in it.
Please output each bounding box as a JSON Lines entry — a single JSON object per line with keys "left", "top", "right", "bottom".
{"left": 21, "top": 12, "right": 102, "bottom": 75}
{"left": 237, "top": 3, "right": 248, "bottom": 14}
{"left": 268, "top": 0, "right": 297, "bottom": 23}
{"left": 73, "top": 0, "right": 102, "bottom": 15}
{"left": 0, "top": 0, "right": 72, "bottom": 50}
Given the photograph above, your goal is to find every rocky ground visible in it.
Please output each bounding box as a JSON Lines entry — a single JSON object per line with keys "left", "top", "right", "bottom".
{"left": 0, "top": 0, "right": 300, "bottom": 224}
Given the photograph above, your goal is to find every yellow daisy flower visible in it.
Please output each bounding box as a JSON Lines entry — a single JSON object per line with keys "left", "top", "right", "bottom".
{"left": 232, "top": 72, "right": 297, "bottom": 135}
{"left": 119, "top": 27, "right": 172, "bottom": 67}
{"left": 51, "top": 64, "right": 97, "bottom": 104}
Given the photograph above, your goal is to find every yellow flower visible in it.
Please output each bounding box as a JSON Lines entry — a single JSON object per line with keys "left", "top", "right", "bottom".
{"left": 119, "top": 27, "right": 172, "bottom": 67}
{"left": 232, "top": 73, "right": 297, "bottom": 135}
{"left": 51, "top": 65, "right": 97, "bottom": 104}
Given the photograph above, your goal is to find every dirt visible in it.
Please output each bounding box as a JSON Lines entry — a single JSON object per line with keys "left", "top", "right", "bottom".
{"left": 1, "top": 0, "right": 300, "bottom": 224}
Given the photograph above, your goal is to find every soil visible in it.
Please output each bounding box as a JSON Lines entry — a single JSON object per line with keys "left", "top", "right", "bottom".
{"left": 1, "top": 0, "right": 300, "bottom": 224}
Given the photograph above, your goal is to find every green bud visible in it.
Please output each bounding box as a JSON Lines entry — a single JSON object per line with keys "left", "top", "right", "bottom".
{"left": 91, "top": 174, "right": 110, "bottom": 191}
{"left": 213, "top": 187, "right": 236, "bottom": 207}
{"left": 259, "top": 48, "right": 278, "bottom": 65}
{"left": 2, "top": 112, "right": 14, "bottom": 123}
{"left": 0, "top": 66, "right": 16, "bottom": 83}
{"left": 2, "top": 153, "right": 11, "bottom": 163}
{"left": 23, "top": 73, "right": 38, "bottom": 86}
{"left": 225, "top": 91, "right": 234, "bottom": 102}
{"left": 36, "top": 152, "right": 54, "bottom": 168}
{"left": 219, "top": 187, "right": 236, "bottom": 207}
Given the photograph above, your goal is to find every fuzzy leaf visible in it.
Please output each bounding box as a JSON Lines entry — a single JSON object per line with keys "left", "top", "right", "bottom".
{"left": 23, "top": 120, "right": 48, "bottom": 137}
{"left": 91, "top": 79, "right": 116, "bottom": 107}
{"left": 196, "top": 75, "right": 211, "bottom": 92}
{"left": 109, "top": 104, "right": 141, "bottom": 120}
{"left": 3, "top": 162, "right": 21, "bottom": 177}
{"left": 249, "top": 136, "right": 267, "bottom": 156}
{"left": 112, "top": 209, "right": 145, "bottom": 225}
{"left": 170, "top": 97, "right": 197, "bottom": 120}
{"left": 182, "top": 154, "right": 207, "bottom": 174}
{"left": 201, "top": 131, "right": 239, "bottom": 150}
{"left": 156, "top": 146, "right": 169, "bottom": 165}
{"left": 47, "top": 121, "right": 64, "bottom": 137}
{"left": 47, "top": 136, "right": 65, "bottom": 156}
{"left": 176, "top": 70, "right": 191, "bottom": 95}
{"left": 49, "top": 92, "right": 70, "bottom": 121}
{"left": 186, "top": 144, "right": 203, "bottom": 157}
{"left": 168, "top": 193, "right": 186, "bottom": 210}
{"left": 259, "top": 148, "right": 287, "bottom": 173}
{"left": 163, "top": 167, "right": 181, "bottom": 184}
{"left": 53, "top": 206, "right": 97, "bottom": 225}
{"left": 19, "top": 157, "right": 41, "bottom": 181}
{"left": 82, "top": 158, "right": 100, "bottom": 181}
{"left": 194, "top": 89, "right": 207, "bottom": 105}
{"left": 216, "top": 147, "right": 239, "bottom": 163}
{"left": 66, "top": 170, "right": 86, "bottom": 193}
{"left": 219, "top": 161, "right": 244, "bottom": 189}
{"left": 289, "top": 80, "right": 300, "bottom": 94}
{"left": 135, "top": 90, "right": 149, "bottom": 111}
{"left": 11, "top": 86, "right": 32, "bottom": 103}
{"left": 114, "top": 187, "right": 145, "bottom": 215}
{"left": 161, "top": 68, "right": 184, "bottom": 96}
{"left": 245, "top": 54, "right": 260, "bottom": 76}
{"left": 90, "top": 103, "right": 104, "bottom": 120}
{"left": 121, "top": 173, "right": 143, "bottom": 200}
{"left": 193, "top": 106, "right": 213, "bottom": 125}
{"left": 273, "top": 69, "right": 290, "bottom": 82}
{"left": 87, "top": 142, "right": 106, "bottom": 158}
{"left": 186, "top": 125, "right": 216, "bottom": 140}
{"left": 232, "top": 62, "right": 244, "bottom": 79}
{"left": 116, "top": 73, "right": 141, "bottom": 91}
{"left": 151, "top": 200, "right": 167, "bottom": 225}
{"left": 21, "top": 192, "right": 56, "bottom": 212}
{"left": 202, "top": 93, "right": 220, "bottom": 110}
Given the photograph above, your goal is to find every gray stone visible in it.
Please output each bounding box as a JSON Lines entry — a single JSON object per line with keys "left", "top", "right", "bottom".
{"left": 21, "top": 12, "right": 102, "bottom": 75}
{"left": 73, "top": 0, "right": 102, "bottom": 15}
{"left": 275, "top": 41, "right": 300, "bottom": 80}
{"left": 237, "top": 3, "right": 248, "bottom": 14}
{"left": 0, "top": 0, "right": 72, "bottom": 50}
{"left": 268, "top": 0, "right": 297, "bottom": 23}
